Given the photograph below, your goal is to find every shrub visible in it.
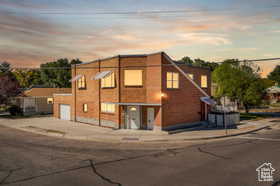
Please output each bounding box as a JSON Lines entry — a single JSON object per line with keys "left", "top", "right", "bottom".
{"left": 8, "top": 105, "right": 23, "bottom": 116}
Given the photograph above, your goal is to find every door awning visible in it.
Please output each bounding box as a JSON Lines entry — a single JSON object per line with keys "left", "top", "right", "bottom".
{"left": 93, "top": 71, "right": 112, "bottom": 80}
{"left": 200, "top": 97, "right": 216, "bottom": 105}
{"left": 69, "top": 74, "right": 82, "bottom": 82}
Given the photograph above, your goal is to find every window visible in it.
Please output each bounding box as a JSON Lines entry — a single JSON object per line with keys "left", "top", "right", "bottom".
{"left": 101, "top": 103, "right": 115, "bottom": 113}
{"left": 47, "top": 98, "right": 53, "bottom": 104}
{"left": 201, "top": 75, "right": 208, "bottom": 88}
{"left": 78, "top": 75, "right": 86, "bottom": 89}
{"left": 166, "top": 72, "right": 179, "bottom": 89}
{"left": 188, "top": 73, "right": 194, "bottom": 80}
{"left": 101, "top": 72, "right": 115, "bottom": 88}
{"left": 83, "top": 104, "right": 88, "bottom": 112}
{"left": 124, "top": 70, "right": 143, "bottom": 86}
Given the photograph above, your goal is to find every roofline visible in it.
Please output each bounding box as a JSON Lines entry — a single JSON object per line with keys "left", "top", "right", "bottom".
{"left": 73, "top": 51, "right": 211, "bottom": 71}
{"left": 73, "top": 51, "right": 165, "bottom": 66}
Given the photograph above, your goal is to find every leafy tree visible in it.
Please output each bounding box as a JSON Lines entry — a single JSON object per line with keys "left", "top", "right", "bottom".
{"left": 178, "top": 56, "right": 219, "bottom": 71}
{"left": 213, "top": 60, "right": 269, "bottom": 113}
{"left": 40, "top": 58, "right": 82, "bottom": 88}
{"left": 0, "top": 62, "right": 20, "bottom": 104}
{"left": 0, "top": 61, "right": 11, "bottom": 74}
{"left": 268, "top": 65, "right": 280, "bottom": 85}
{"left": 13, "top": 69, "right": 42, "bottom": 88}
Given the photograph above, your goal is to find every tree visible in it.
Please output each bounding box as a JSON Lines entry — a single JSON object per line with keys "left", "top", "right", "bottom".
{"left": 0, "top": 61, "right": 11, "bottom": 74}
{"left": 268, "top": 65, "right": 280, "bottom": 85}
{"left": 40, "top": 58, "right": 82, "bottom": 88}
{"left": 178, "top": 56, "right": 219, "bottom": 71}
{"left": 13, "top": 69, "right": 42, "bottom": 88}
{"left": 213, "top": 60, "right": 269, "bottom": 113}
{"left": 0, "top": 62, "right": 20, "bottom": 104}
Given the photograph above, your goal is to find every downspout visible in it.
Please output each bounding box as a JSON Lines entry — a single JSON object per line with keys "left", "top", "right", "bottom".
{"left": 118, "top": 55, "right": 121, "bottom": 129}
{"left": 98, "top": 60, "right": 101, "bottom": 126}
{"left": 74, "top": 64, "right": 77, "bottom": 122}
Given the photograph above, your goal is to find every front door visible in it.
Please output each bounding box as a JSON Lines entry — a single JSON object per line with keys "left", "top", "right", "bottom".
{"left": 147, "top": 108, "right": 155, "bottom": 130}
{"left": 127, "top": 106, "right": 140, "bottom": 129}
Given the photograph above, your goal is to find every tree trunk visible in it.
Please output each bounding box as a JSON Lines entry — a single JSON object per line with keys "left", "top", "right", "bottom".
{"left": 244, "top": 104, "right": 250, "bottom": 113}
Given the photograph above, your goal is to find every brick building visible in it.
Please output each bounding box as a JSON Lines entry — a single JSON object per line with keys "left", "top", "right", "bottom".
{"left": 53, "top": 52, "right": 212, "bottom": 130}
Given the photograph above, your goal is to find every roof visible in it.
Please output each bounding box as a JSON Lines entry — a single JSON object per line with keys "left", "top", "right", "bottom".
{"left": 22, "top": 88, "right": 72, "bottom": 97}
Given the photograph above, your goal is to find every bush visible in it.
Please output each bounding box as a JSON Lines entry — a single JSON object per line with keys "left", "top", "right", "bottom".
{"left": 8, "top": 105, "right": 23, "bottom": 116}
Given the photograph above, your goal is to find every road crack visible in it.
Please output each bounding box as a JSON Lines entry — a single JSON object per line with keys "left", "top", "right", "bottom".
{"left": 89, "top": 160, "right": 122, "bottom": 186}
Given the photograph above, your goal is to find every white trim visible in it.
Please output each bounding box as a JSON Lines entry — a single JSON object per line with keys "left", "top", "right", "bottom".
{"left": 69, "top": 74, "right": 82, "bottom": 82}
{"left": 93, "top": 71, "right": 113, "bottom": 80}
{"left": 53, "top": 93, "right": 72, "bottom": 96}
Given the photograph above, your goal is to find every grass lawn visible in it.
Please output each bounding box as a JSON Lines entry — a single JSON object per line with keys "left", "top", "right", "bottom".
{"left": 240, "top": 113, "right": 267, "bottom": 121}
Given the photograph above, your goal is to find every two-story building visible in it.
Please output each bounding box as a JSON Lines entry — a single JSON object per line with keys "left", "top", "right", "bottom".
{"left": 53, "top": 52, "right": 212, "bottom": 130}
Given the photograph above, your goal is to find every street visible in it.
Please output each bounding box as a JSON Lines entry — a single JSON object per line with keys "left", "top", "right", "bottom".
{"left": 0, "top": 125, "right": 280, "bottom": 186}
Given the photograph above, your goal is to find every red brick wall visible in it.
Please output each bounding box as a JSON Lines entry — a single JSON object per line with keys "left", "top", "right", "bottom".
{"left": 53, "top": 94, "right": 73, "bottom": 119}
{"left": 161, "top": 55, "right": 211, "bottom": 128}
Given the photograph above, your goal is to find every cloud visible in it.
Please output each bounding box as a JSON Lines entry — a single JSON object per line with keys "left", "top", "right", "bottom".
{"left": 178, "top": 33, "right": 231, "bottom": 45}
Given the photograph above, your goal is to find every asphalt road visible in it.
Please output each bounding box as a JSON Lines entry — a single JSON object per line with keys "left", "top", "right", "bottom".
{"left": 0, "top": 124, "right": 280, "bottom": 186}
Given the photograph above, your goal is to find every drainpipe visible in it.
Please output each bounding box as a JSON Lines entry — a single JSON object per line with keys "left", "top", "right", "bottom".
{"left": 74, "top": 64, "right": 77, "bottom": 122}
{"left": 118, "top": 55, "right": 121, "bottom": 129}
{"left": 98, "top": 60, "right": 101, "bottom": 126}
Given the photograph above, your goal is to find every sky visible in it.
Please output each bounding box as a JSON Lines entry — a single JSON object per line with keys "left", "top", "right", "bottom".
{"left": 0, "top": 0, "right": 279, "bottom": 76}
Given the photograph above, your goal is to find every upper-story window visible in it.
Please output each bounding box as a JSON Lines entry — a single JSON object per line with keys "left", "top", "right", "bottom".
{"left": 188, "top": 73, "right": 194, "bottom": 80}
{"left": 124, "top": 70, "right": 143, "bottom": 86}
{"left": 167, "top": 72, "right": 179, "bottom": 89}
{"left": 101, "top": 72, "right": 115, "bottom": 88}
{"left": 78, "top": 75, "right": 86, "bottom": 89}
{"left": 201, "top": 75, "right": 208, "bottom": 88}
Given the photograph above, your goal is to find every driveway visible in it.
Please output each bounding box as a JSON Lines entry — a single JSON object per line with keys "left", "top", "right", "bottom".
{"left": 0, "top": 125, "right": 280, "bottom": 185}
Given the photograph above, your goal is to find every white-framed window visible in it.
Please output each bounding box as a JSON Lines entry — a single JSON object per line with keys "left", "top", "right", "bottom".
{"left": 78, "top": 75, "right": 86, "bottom": 89}
{"left": 166, "top": 72, "right": 179, "bottom": 89}
{"left": 101, "top": 72, "right": 115, "bottom": 88}
{"left": 83, "top": 104, "right": 88, "bottom": 113}
{"left": 47, "top": 98, "right": 53, "bottom": 104}
{"left": 188, "top": 73, "right": 194, "bottom": 80}
{"left": 201, "top": 75, "right": 208, "bottom": 88}
{"left": 101, "top": 103, "right": 115, "bottom": 113}
{"left": 124, "top": 70, "right": 143, "bottom": 86}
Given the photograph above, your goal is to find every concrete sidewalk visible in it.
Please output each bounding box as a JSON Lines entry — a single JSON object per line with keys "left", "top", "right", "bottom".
{"left": 0, "top": 117, "right": 279, "bottom": 143}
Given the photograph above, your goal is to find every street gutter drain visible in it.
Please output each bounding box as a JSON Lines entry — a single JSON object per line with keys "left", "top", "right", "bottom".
{"left": 122, "top": 137, "right": 139, "bottom": 141}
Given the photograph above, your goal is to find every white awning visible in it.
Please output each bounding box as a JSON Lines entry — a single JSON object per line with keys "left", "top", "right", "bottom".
{"left": 69, "top": 74, "right": 82, "bottom": 82}
{"left": 200, "top": 97, "right": 216, "bottom": 105}
{"left": 93, "top": 71, "right": 112, "bottom": 80}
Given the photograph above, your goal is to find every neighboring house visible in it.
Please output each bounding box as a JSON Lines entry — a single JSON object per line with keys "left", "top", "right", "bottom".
{"left": 265, "top": 85, "right": 280, "bottom": 104}
{"left": 10, "top": 87, "right": 71, "bottom": 115}
{"left": 53, "top": 52, "right": 212, "bottom": 130}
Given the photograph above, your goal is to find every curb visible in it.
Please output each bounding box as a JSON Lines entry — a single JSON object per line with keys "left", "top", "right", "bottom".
{"left": 0, "top": 124, "right": 272, "bottom": 143}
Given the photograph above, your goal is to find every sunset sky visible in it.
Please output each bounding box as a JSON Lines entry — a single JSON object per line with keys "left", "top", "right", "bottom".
{"left": 0, "top": 0, "right": 279, "bottom": 76}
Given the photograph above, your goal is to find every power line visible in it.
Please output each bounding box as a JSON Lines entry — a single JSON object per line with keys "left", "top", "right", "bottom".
{"left": 3, "top": 5, "right": 280, "bottom": 15}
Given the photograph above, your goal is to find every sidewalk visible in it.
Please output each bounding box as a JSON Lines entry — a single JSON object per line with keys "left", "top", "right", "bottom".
{"left": 0, "top": 117, "right": 279, "bottom": 143}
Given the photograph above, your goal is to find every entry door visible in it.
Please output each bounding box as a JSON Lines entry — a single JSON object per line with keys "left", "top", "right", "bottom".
{"left": 60, "top": 104, "right": 71, "bottom": 120}
{"left": 147, "top": 108, "right": 155, "bottom": 130}
{"left": 127, "top": 106, "right": 140, "bottom": 129}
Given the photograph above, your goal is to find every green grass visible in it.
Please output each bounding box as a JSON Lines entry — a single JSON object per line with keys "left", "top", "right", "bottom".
{"left": 270, "top": 102, "right": 280, "bottom": 108}
{"left": 240, "top": 113, "right": 266, "bottom": 121}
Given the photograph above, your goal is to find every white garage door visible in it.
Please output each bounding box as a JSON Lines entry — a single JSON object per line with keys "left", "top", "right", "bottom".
{"left": 60, "top": 104, "right": 71, "bottom": 120}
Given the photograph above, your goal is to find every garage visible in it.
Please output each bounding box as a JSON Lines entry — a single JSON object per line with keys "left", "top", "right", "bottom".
{"left": 60, "top": 104, "right": 71, "bottom": 120}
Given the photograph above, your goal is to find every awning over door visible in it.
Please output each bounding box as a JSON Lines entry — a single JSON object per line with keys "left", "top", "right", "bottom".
{"left": 69, "top": 74, "right": 82, "bottom": 82}
{"left": 200, "top": 97, "right": 216, "bottom": 105}
{"left": 93, "top": 71, "right": 113, "bottom": 80}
